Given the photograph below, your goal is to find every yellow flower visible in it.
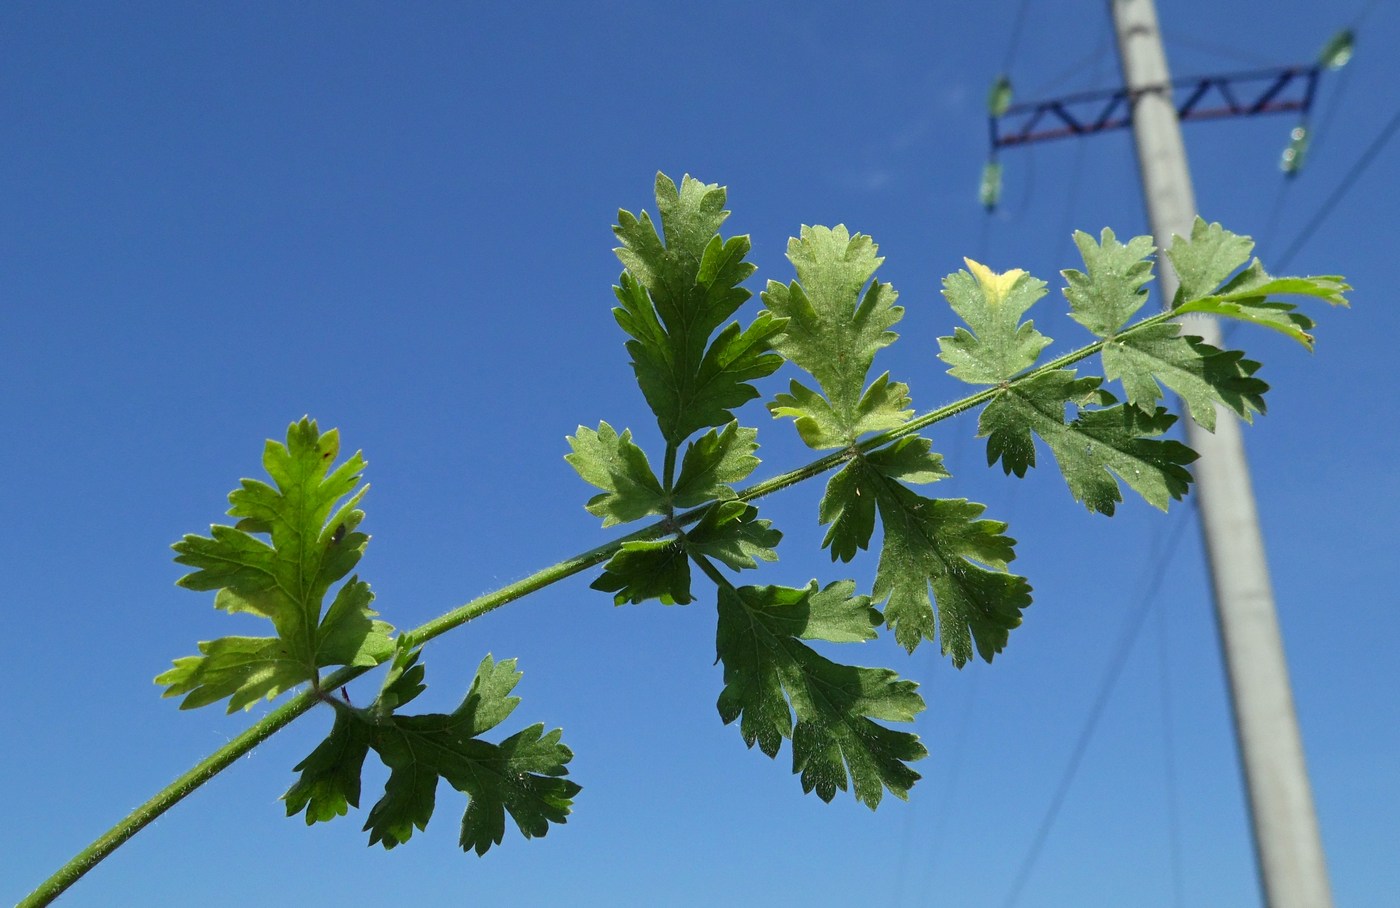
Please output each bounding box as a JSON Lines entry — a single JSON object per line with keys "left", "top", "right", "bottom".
{"left": 963, "top": 258, "right": 1026, "bottom": 306}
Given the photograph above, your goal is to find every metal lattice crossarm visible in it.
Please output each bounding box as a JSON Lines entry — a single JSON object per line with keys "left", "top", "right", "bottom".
{"left": 990, "top": 65, "right": 1320, "bottom": 150}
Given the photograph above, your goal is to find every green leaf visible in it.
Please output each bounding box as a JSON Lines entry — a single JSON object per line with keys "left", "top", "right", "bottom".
{"left": 817, "top": 437, "right": 949, "bottom": 563}
{"left": 287, "top": 651, "right": 580, "bottom": 856}
{"left": 769, "top": 372, "right": 913, "bottom": 451}
{"left": 591, "top": 538, "right": 694, "bottom": 606}
{"left": 1157, "top": 219, "right": 1349, "bottom": 348}
{"left": 1104, "top": 323, "right": 1267, "bottom": 430}
{"left": 155, "top": 636, "right": 309, "bottom": 712}
{"left": 762, "top": 226, "right": 903, "bottom": 424}
{"left": 1166, "top": 218, "right": 1255, "bottom": 306}
{"left": 1175, "top": 297, "right": 1319, "bottom": 348}
{"left": 613, "top": 173, "right": 786, "bottom": 444}
{"left": 1061, "top": 228, "right": 1156, "bottom": 337}
{"left": 714, "top": 581, "right": 925, "bottom": 808}
{"left": 672, "top": 421, "right": 760, "bottom": 508}
{"left": 159, "top": 419, "right": 394, "bottom": 711}
{"left": 685, "top": 500, "right": 781, "bottom": 572}
{"left": 818, "top": 459, "right": 878, "bottom": 563}
{"left": 869, "top": 479, "right": 1031, "bottom": 664}
{"left": 939, "top": 259, "right": 1052, "bottom": 384}
{"left": 565, "top": 421, "right": 666, "bottom": 527}
{"left": 1176, "top": 261, "right": 1350, "bottom": 350}
{"left": 980, "top": 371, "right": 1197, "bottom": 515}
{"left": 283, "top": 706, "right": 372, "bottom": 824}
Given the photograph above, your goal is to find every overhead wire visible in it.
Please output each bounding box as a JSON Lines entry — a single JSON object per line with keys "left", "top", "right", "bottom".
{"left": 1155, "top": 584, "right": 1185, "bottom": 908}
{"left": 1274, "top": 97, "right": 1400, "bottom": 273}
{"left": 999, "top": 503, "right": 1196, "bottom": 908}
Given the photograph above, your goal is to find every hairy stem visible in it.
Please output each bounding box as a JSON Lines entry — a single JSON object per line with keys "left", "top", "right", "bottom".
{"left": 22, "top": 309, "right": 1171, "bottom": 906}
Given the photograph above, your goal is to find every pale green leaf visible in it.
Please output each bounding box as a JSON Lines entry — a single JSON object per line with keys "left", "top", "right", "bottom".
{"left": 1166, "top": 218, "right": 1255, "bottom": 305}
{"left": 762, "top": 225, "right": 903, "bottom": 420}
{"left": 612, "top": 173, "right": 785, "bottom": 444}
{"left": 1061, "top": 227, "right": 1156, "bottom": 337}
{"left": 564, "top": 421, "right": 666, "bottom": 527}
{"left": 938, "top": 259, "right": 1052, "bottom": 384}
{"left": 685, "top": 500, "right": 781, "bottom": 572}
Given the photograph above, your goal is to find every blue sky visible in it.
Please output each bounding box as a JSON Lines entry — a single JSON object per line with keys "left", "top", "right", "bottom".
{"left": 4, "top": 2, "right": 1397, "bottom": 905}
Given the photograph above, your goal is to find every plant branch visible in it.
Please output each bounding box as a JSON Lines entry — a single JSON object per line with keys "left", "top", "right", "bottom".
{"left": 21, "top": 306, "right": 1174, "bottom": 906}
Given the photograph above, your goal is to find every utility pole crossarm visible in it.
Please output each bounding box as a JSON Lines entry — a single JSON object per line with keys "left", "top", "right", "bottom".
{"left": 992, "top": 65, "right": 1319, "bottom": 149}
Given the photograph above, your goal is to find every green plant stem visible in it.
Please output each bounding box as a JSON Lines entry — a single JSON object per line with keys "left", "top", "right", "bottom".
{"left": 22, "top": 310, "right": 1170, "bottom": 906}
{"left": 662, "top": 441, "right": 678, "bottom": 495}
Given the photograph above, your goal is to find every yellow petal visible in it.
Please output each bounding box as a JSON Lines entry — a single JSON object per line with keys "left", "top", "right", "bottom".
{"left": 963, "top": 257, "right": 1026, "bottom": 305}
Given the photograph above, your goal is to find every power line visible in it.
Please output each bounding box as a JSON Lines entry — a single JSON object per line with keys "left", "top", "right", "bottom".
{"left": 1000, "top": 505, "right": 1195, "bottom": 908}
{"left": 1155, "top": 589, "right": 1185, "bottom": 908}
{"left": 1000, "top": 0, "right": 1034, "bottom": 76}
{"left": 1275, "top": 99, "right": 1400, "bottom": 271}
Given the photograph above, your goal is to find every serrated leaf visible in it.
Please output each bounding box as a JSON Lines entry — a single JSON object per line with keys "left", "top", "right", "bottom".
{"left": 283, "top": 706, "right": 372, "bottom": 824}
{"left": 613, "top": 173, "right": 785, "bottom": 444}
{"left": 1061, "top": 228, "right": 1156, "bottom": 336}
{"left": 565, "top": 421, "right": 667, "bottom": 528}
{"left": 287, "top": 653, "right": 579, "bottom": 855}
{"left": 939, "top": 259, "right": 1052, "bottom": 384}
{"left": 591, "top": 538, "right": 693, "bottom": 606}
{"left": 817, "top": 437, "right": 949, "bottom": 563}
{"left": 762, "top": 226, "right": 903, "bottom": 421}
{"left": 1104, "top": 323, "right": 1267, "bottom": 430}
{"left": 769, "top": 380, "right": 847, "bottom": 449}
{"left": 818, "top": 459, "right": 878, "bottom": 563}
{"left": 685, "top": 500, "right": 781, "bottom": 571}
{"left": 155, "top": 635, "right": 308, "bottom": 712}
{"left": 768, "top": 371, "right": 914, "bottom": 451}
{"left": 865, "top": 435, "right": 950, "bottom": 485}
{"left": 1166, "top": 218, "right": 1255, "bottom": 305}
{"left": 869, "top": 480, "right": 1031, "bottom": 664}
{"left": 672, "top": 421, "right": 760, "bottom": 508}
{"left": 714, "top": 581, "right": 925, "bottom": 808}
{"left": 1177, "top": 263, "right": 1350, "bottom": 350}
{"left": 1175, "top": 297, "right": 1319, "bottom": 348}
{"left": 980, "top": 370, "right": 1197, "bottom": 515}
{"left": 1217, "top": 263, "right": 1350, "bottom": 307}
{"left": 159, "top": 419, "right": 395, "bottom": 711}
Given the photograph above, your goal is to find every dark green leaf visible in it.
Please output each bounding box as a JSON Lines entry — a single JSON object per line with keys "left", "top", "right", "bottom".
{"left": 672, "top": 421, "right": 760, "bottom": 508}
{"left": 869, "top": 481, "right": 1031, "bottom": 664}
{"left": 1104, "top": 323, "right": 1267, "bottom": 430}
{"left": 979, "top": 371, "right": 1197, "bottom": 514}
{"left": 714, "top": 581, "right": 925, "bottom": 808}
{"left": 591, "top": 539, "right": 693, "bottom": 606}
{"left": 613, "top": 173, "right": 785, "bottom": 444}
{"left": 817, "top": 437, "right": 949, "bottom": 563}
{"left": 284, "top": 705, "right": 372, "bottom": 824}
{"left": 287, "top": 652, "right": 579, "bottom": 855}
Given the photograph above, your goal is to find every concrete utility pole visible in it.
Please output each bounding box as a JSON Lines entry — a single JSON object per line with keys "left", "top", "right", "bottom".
{"left": 1110, "top": 1, "right": 1333, "bottom": 906}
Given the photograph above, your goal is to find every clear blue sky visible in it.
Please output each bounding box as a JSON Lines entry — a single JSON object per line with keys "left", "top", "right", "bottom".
{"left": 4, "top": 2, "right": 1396, "bottom": 905}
